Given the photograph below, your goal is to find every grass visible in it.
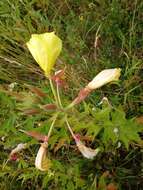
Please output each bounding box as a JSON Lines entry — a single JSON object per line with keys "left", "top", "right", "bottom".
{"left": 0, "top": 0, "right": 143, "bottom": 189}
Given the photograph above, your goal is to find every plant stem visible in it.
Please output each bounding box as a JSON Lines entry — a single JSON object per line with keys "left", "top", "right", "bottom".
{"left": 65, "top": 117, "right": 76, "bottom": 140}
{"left": 47, "top": 114, "right": 58, "bottom": 139}
{"left": 49, "top": 78, "right": 59, "bottom": 105}
{"left": 65, "top": 102, "right": 75, "bottom": 110}
{"left": 56, "top": 84, "right": 63, "bottom": 108}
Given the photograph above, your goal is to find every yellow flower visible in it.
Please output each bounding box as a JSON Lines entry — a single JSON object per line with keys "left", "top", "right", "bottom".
{"left": 87, "top": 68, "right": 121, "bottom": 90}
{"left": 26, "top": 32, "right": 62, "bottom": 75}
{"left": 35, "top": 142, "right": 51, "bottom": 171}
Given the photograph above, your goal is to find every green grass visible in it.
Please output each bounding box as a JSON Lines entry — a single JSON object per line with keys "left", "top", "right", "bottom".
{"left": 0, "top": 0, "right": 143, "bottom": 189}
{"left": 0, "top": 0, "right": 142, "bottom": 114}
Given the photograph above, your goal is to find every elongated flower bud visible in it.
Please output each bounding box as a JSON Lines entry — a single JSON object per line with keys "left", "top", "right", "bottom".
{"left": 20, "top": 130, "right": 48, "bottom": 142}
{"left": 42, "top": 104, "right": 57, "bottom": 111}
{"left": 35, "top": 142, "right": 51, "bottom": 171}
{"left": 75, "top": 139, "right": 100, "bottom": 159}
{"left": 87, "top": 68, "right": 121, "bottom": 90}
{"left": 30, "top": 86, "right": 47, "bottom": 98}
{"left": 72, "top": 87, "right": 92, "bottom": 105}
{"left": 23, "top": 109, "right": 40, "bottom": 115}
{"left": 68, "top": 68, "right": 121, "bottom": 107}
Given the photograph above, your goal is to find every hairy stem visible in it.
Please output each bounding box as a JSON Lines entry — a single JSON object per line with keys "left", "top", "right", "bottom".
{"left": 47, "top": 114, "right": 58, "bottom": 139}
{"left": 49, "top": 77, "right": 59, "bottom": 106}
{"left": 65, "top": 117, "right": 76, "bottom": 140}
{"left": 56, "top": 84, "right": 63, "bottom": 108}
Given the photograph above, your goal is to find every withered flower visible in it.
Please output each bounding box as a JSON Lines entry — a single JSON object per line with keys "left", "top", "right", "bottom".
{"left": 9, "top": 143, "right": 27, "bottom": 161}
{"left": 75, "top": 137, "right": 100, "bottom": 159}
{"left": 35, "top": 142, "right": 51, "bottom": 171}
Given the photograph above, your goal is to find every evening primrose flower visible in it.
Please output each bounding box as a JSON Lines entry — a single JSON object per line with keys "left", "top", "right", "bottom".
{"left": 35, "top": 142, "right": 51, "bottom": 171}
{"left": 65, "top": 120, "right": 100, "bottom": 159}
{"left": 26, "top": 32, "right": 62, "bottom": 75}
{"left": 75, "top": 140, "right": 100, "bottom": 159}
{"left": 87, "top": 68, "right": 121, "bottom": 90}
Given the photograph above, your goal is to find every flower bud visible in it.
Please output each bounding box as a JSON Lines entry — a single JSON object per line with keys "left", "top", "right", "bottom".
{"left": 23, "top": 109, "right": 40, "bottom": 115}
{"left": 72, "top": 87, "right": 91, "bottom": 105}
{"left": 20, "top": 130, "right": 48, "bottom": 142}
{"left": 30, "top": 86, "right": 47, "bottom": 98}
{"left": 42, "top": 104, "right": 57, "bottom": 111}
{"left": 51, "top": 69, "right": 66, "bottom": 87}
{"left": 87, "top": 68, "right": 121, "bottom": 90}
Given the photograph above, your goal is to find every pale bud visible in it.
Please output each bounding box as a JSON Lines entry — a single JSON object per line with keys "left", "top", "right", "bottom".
{"left": 35, "top": 142, "right": 51, "bottom": 171}
{"left": 10, "top": 143, "right": 27, "bottom": 156}
{"left": 76, "top": 140, "right": 100, "bottom": 159}
{"left": 87, "top": 68, "right": 121, "bottom": 90}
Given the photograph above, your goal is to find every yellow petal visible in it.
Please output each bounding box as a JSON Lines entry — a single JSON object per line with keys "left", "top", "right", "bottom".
{"left": 35, "top": 143, "right": 51, "bottom": 171}
{"left": 87, "top": 68, "right": 121, "bottom": 90}
{"left": 26, "top": 32, "right": 62, "bottom": 75}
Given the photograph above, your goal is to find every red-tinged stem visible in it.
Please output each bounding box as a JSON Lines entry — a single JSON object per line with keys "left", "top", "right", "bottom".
{"left": 56, "top": 83, "right": 63, "bottom": 108}
{"left": 65, "top": 118, "right": 77, "bottom": 141}
{"left": 66, "top": 87, "right": 92, "bottom": 110}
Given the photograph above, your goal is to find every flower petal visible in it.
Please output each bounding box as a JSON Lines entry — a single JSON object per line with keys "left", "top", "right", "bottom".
{"left": 76, "top": 140, "right": 100, "bottom": 159}
{"left": 26, "top": 32, "right": 62, "bottom": 75}
{"left": 87, "top": 68, "right": 121, "bottom": 90}
{"left": 35, "top": 142, "right": 51, "bottom": 171}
